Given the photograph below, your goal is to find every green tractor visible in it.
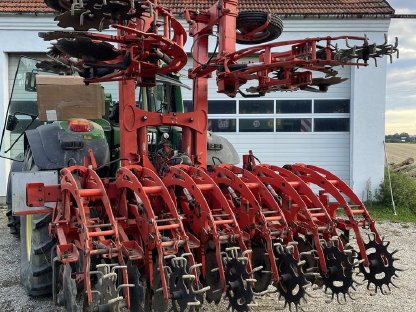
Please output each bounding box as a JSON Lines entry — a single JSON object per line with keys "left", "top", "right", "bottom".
{"left": 1, "top": 56, "right": 238, "bottom": 297}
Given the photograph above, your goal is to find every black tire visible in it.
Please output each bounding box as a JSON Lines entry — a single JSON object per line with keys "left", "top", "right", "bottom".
{"left": 20, "top": 148, "right": 55, "bottom": 296}
{"left": 236, "top": 11, "right": 283, "bottom": 45}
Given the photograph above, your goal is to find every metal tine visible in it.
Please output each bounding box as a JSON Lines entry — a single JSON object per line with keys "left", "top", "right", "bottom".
{"left": 249, "top": 266, "right": 263, "bottom": 274}
{"left": 380, "top": 285, "right": 390, "bottom": 295}
{"left": 111, "top": 265, "right": 127, "bottom": 273}
{"left": 189, "top": 263, "right": 202, "bottom": 271}
{"left": 237, "top": 256, "right": 248, "bottom": 263}
{"left": 71, "top": 1, "right": 83, "bottom": 15}
{"left": 221, "top": 251, "right": 229, "bottom": 259}
{"left": 390, "top": 281, "right": 399, "bottom": 288}
{"left": 346, "top": 291, "right": 357, "bottom": 301}
{"left": 241, "top": 249, "right": 252, "bottom": 256}
{"left": 116, "top": 283, "right": 135, "bottom": 294}
{"left": 299, "top": 250, "right": 315, "bottom": 257}
{"left": 193, "top": 286, "right": 210, "bottom": 294}
{"left": 181, "top": 252, "right": 193, "bottom": 258}
{"left": 352, "top": 259, "right": 365, "bottom": 268}
{"left": 187, "top": 300, "right": 201, "bottom": 306}
{"left": 89, "top": 270, "right": 104, "bottom": 278}
{"left": 80, "top": 10, "right": 92, "bottom": 26}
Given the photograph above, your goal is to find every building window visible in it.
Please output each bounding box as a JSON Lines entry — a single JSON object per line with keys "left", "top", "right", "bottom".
{"left": 239, "top": 100, "right": 274, "bottom": 114}
{"left": 239, "top": 118, "right": 274, "bottom": 132}
{"left": 208, "top": 119, "right": 237, "bottom": 132}
{"left": 314, "top": 99, "right": 350, "bottom": 113}
{"left": 276, "top": 118, "right": 312, "bottom": 132}
{"left": 183, "top": 100, "right": 193, "bottom": 112}
{"left": 276, "top": 100, "right": 312, "bottom": 114}
{"left": 208, "top": 100, "right": 236, "bottom": 114}
{"left": 314, "top": 118, "right": 349, "bottom": 132}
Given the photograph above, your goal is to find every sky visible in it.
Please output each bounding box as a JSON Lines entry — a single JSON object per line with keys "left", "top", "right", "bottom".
{"left": 385, "top": 0, "right": 416, "bottom": 134}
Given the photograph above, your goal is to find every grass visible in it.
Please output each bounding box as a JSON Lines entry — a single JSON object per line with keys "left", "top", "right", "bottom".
{"left": 365, "top": 201, "right": 416, "bottom": 223}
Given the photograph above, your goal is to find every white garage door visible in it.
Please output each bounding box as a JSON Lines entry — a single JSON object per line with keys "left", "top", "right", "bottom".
{"left": 181, "top": 58, "right": 351, "bottom": 184}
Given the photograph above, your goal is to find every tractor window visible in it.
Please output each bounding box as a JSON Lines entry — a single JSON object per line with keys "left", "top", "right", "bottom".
{"left": 0, "top": 57, "right": 46, "bottom": 161}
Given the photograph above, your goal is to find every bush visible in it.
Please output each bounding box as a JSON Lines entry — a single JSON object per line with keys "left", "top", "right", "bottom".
{"left": 376, "top": 168, "right": 416, "bottom": 214}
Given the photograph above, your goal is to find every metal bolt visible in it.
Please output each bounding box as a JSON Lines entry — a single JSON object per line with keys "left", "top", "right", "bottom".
{"left": 143, "top": 116, "right": 148, "bottom": 120}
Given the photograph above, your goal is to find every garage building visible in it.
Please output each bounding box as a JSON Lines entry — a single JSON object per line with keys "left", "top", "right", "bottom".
{"left": 0, "top": 0, "right": 395, "bottom": 201}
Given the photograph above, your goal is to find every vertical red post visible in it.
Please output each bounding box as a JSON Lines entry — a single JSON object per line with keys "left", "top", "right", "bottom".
{"left": 189, "top": 25, "right": 209, "bottom": 167}
{"left": 119, "top": 79, "right": 139, "bottom": 166}
{"left": 218, "top": 0, "right": 238, "bottom": 56}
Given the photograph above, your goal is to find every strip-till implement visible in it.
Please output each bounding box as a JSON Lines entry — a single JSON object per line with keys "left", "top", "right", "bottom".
{"left": 8, "top": 0, "right": 401, "bottom": 311}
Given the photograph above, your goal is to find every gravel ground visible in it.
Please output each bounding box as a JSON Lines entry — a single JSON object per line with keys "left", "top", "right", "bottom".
{"left": 1, "top": 205, "right": 415, "bottom": 312}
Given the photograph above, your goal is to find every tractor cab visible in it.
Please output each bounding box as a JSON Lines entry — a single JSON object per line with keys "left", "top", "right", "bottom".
{"left": 0, "top": 56, "right": 192, "bottom": 174}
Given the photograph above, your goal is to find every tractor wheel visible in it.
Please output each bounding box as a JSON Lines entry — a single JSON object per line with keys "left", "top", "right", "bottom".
{"left": 20, "top": 148, "right": 55, "bottom": 296}
{"left": 236, "top": 11, "right": 283, "bottom": 45}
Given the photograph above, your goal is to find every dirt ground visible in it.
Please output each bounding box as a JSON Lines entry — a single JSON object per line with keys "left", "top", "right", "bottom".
{"left": 0, "top": 205, "right": 415, "bottom": 312}
{"left": 385, "top": 143, "right": 416, "bottom": 164}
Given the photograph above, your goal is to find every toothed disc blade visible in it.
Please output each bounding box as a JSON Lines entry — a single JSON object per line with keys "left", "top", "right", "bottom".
{"left": 54, "top": 37, "right": 121, "bottom": 61}
{"left": 152, "top": 260, "right": 169, "bottom": 312}
{"left": 57, "top": 264, "right": 80, "bottom": 311}
{"left": 44, "top": 0, "right": 69, "bottom": 12}
{"left": 274, "top": 245, "right": 308, "bottom": 307}
{"left": 100, "top": 0, "right": 132, "bottom": 21}
{"left": 296, "top": 236, "right": 319, "bottom": 284}
{"left": 321, "top": 243, "right": 354, "bottom": 296}
{"left": 36, "top": 60, "right": 73, "bottom": 75}
{"left": 305, "top": 76, "right": 348, "bottom": 92}
{"left": 46, "top": 45, "right": 66, "bottom": 58}
{"left": 224, "top": 257, "right": 254, "bottom": 312}
{"left": 55, "top": 9, "right": 111, "bottom": 31}
{"left": 251, "top": 244, "right": 272, "bottom": 293}
{"left": 204, "top": 246, "right": 223, "bottom": 304}
{"left": 359, "top": 239, "right": 398, "bottom": 290}
{"left": 169, "top": 257, "right": 200, "bottom": 312}
{"left": 311, "top": 77, "right": 348, "bottom": 87}
{"left": 39, "top": 31, "right": 90, "bottom": 41}
{"left": 127, "top": 261, "right": 146, "bottom": 312}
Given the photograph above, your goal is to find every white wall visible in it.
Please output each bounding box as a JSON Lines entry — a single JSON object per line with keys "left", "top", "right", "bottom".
{"left": 0, "top": 15, "right": 390, "bottom": 198}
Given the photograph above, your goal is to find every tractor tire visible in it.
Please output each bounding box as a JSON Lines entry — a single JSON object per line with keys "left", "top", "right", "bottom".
{"left": 6, "top": 157, "right": 24, "bottom": 237}
{"left": 20, "top": 148, "right": 55, "bottom": 296}
{"left": 236, "top": 11, "right": 283, "bottom": 45}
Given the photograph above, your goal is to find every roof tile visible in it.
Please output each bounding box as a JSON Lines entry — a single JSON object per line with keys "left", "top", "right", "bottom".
{"left": 0, "top": 0, "right": 394, "bottom": 15}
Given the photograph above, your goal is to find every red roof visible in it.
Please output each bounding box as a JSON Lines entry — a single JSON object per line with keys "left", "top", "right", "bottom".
{"left": 0, "top": 0, "right": 395, "bottom": 15}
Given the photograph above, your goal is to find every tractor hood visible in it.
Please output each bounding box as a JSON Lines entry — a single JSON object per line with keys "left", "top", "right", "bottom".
{"left": 207, "top": 132, "right": 240, "bottom": 165}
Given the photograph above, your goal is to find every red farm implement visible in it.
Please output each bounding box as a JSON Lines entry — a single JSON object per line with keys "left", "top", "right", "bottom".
{"left": 3, "top": 0, "right": 401, "bottom": 311}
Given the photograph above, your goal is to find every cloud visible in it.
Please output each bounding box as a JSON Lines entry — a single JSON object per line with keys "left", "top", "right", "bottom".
{"left": 388, "top": 0, "right": 416, "bottom": 13}
{"left": 385, "top": 2, "right": 416, "bottom": 112}
{"left": 386, "top": 108, "right": 416, "bottom": 134}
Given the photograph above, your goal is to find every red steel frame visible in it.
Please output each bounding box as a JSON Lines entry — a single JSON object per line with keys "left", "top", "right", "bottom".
{"left": 22, "top": 0, "right": 400, "bottom": 309}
